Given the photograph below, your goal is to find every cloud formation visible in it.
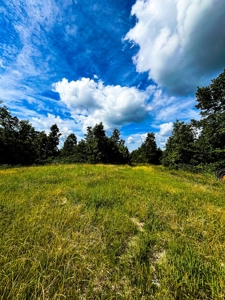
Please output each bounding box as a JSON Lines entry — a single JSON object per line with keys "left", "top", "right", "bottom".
{"left": 53, "top": 77, "right": 151, "bottom": 130}
{"left": 144, "top": 85, "right": 199, "bottom": 123}
{"left": 127, "top": 132, "right": 147, "bottom": 145}
{"left": 125, "top": 0, "right": 225, "bottom": 95}
{"left": 155, "top": 122, "right": 173, "bottom": 148}
{"left": 127, "top": 122, "right": 174, "bottom": 150}
{"left": 1, "top": 0, "right": 224, "bottom": 151}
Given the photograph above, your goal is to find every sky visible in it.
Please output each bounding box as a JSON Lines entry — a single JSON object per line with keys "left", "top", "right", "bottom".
{"left": 0, "top": 0, "right": 225, "bottom": 151}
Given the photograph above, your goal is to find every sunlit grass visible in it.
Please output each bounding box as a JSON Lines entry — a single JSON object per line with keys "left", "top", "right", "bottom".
{"left": 0, "top": 164, "right": 225, "bottom": 299}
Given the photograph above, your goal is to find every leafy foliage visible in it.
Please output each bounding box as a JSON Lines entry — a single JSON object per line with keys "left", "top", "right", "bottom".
{"left": 162, "top": 69, "right": 225, "bottom": 171}
{"left": 0, "top": 105, "right": 61, "bottom": 165}
{"left": 194, "top": 69, "right": 225, "bottom": 168}
{"left": 0, "top": 106, "right": 130, "bottom": 165}
{"left": 2, "top": 69, "right": 225, "bottom": 169}
{"left": 61, "top": 133, "right": 77, "bottom": 157}
{"left": 131, "top": 133, "right": 162, "bottom": 164}
{"left": 161, "top": 121, "right": 195, "bottom": 168}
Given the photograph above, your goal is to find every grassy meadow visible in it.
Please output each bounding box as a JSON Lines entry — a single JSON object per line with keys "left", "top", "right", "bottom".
{"left": 0, "top": 164, "right": 225, "bottom": 299}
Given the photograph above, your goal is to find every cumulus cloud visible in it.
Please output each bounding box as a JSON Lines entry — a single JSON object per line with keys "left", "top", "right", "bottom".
{"left": 126, "top": 133, "right": 148, "bottom": 151}
{"left": 145, "top": 85, "right": 199, "bottom": 123}
{"left": 31, "top": 113, "right": 82, "bottom": 144}
{"left": 127, "top": 123, "right": 173, "bottom": 150}
{"left": 127, "top": 133, "right": 147, "bottom": 145}
{"left": 53, "top": 77, "right": 152, "bottom": 131}
{"left": 125, "top": 0, "right": 225, "bottom": 95}
{"left": 155, "top": 122, "right": 173, "bottom": 148}
{"left": 4, "top": 103, "right": 79, "bottom": 140}
{"left": 29, "top": 113, "right": 82, "bottom": 149}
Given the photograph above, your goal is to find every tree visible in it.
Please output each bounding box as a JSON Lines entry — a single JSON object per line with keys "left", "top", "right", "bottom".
{"left": 84, "top": 126, "right": 95, "bottom": 162}
{"left": 109, "top": 128, "right": 130, "bottom": 164}
{"left": 74, "top": 139, "right": 88, "bottom": 163}
{"left": 195, "top": 69, "right": 225, "bottom": 117}
{"left": 0, "top": 103, "right": 132, "bottom": 166}
{"left": 85, "top": 123, "right": 108, "bottom": 163}
{"left": 0, "top": 105, "right": 19, "bottom": 164}
{"left": 47, "top": 124, "right": 61, "bottom": 158}
{"left": 61, "top": 133, "right": 77, "bottom": 157}
{"left": 141, "top": 133, "right": 162, "bottom": 164}
{"left": 17, "top": 120, "right": 38, "bottom": 165}
{"left": 35, "top": 131, "right": 49, "bottom": 163}
{"left": 161, "top": 121, "right": 195, "bottom": 168}
{"left": 194, "top": 69, "right": 225, "bottom": 166}
{"left": 110, "top": 129, "right": 121, "bottom": 145}
{"left": 131, "top": 133, "right": 162, "bottom": 164}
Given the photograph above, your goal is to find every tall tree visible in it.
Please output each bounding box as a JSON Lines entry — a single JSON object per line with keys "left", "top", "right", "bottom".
{"left": 61, "top": 133, "right": 77, "bottom": 157}
{"left": 17, "top": 120, "right": 37, "bottom": 165}
{"left": 0, "top": 105, "right": 19, "bottom": 164}
{"left": 74, "top": 139, "right": 88, "bottom": 163}
{"left": 47, "top": 124, "right": 61, "bottom": 158}
{"left": 35, "top": 131, "right": 49, "bottom": 163}
{"left": 131, "top": 133, "right": 162, "bottom": 164}
{"left": 194, "top": 69, "right": 225, "bottom": 165}
{"left": 84, "top": 126, "right": 95, "bottom": 163}
{"left": 109, "top": 128, "right": 130, "bottom": 164}
{"left": 141, "top": 133, "right": 162, "bottom": 164}
{"left": 161, "top": 121, "right": 195, "bottom": 168}
{"left": 85, "top": 123, "right": 108, "bottom": 163}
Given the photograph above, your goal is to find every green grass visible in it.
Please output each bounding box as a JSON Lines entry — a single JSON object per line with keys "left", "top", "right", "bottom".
{"left": 0, "top": 164, "right": 225, "bottom": 299}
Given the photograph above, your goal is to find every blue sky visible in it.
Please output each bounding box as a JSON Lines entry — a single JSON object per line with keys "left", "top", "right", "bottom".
{"left": 1, "top": 0, "right": 225, "bottom": 150}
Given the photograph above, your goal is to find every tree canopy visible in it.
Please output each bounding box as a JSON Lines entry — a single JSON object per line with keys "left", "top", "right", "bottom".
{"left": 0, "top": 107, "right": 132, "bottom": 165}
{"left": 2, "top": 69, "right": 225, "bottom": 170}
{"left": 131, "top": 133, "right": 162, "bottom": 164}
{"left": 162, "top": 69, "right": 225, "bottom": 171}
{"left": 161, "top": 120, "right": 195, "bottom": 168}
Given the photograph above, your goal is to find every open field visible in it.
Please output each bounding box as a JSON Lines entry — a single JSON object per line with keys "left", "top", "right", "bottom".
{"left": 0, "top": 164, "right": 225, "bottom": 299}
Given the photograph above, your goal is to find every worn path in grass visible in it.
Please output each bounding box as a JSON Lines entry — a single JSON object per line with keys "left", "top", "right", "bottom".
{"left": 0, "top": 164, "right": 224, "bottom": 299}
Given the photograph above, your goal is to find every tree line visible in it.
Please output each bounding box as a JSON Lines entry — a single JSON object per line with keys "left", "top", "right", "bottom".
{"left": 0, "top": 104, "right": 160, "bottom": 165}
{"left": 0, "top": 105, "right": 61, "bottom": 165}
{"left": 162, "top": 69, "right": 225, "bottom": 171}
{"left": 1, "top": 69, "right": 225, "bottom": 170}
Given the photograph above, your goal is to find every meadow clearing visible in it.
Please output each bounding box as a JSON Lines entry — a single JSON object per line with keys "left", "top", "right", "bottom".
{"left": 0, "top": 164, "right": 224, "bottom": 299}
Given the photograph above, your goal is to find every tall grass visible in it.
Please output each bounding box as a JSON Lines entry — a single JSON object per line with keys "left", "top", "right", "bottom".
{"left": 0, "top": 164, "right": 224, "bottom": 299}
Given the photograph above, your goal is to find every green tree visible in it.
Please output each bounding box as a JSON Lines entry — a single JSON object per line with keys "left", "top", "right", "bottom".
{"left": 61, "top": 133, "right": 77, "bottom": 157}
{"left": 35, "top": 131, "right": 49, "bottom": 163}
{"left": 131, "top": 133, "right": 162, "bottom": 164}
{"left": 109, "top": 128, "right": 130, "bottom": 164}
{"left": 85, "top": 123, "right": 108, "bottom": 163}
{"left": 141, "top": 133, "right": 162, "bottom": 164}
{"left": 161, "top": 121, "right": 195, "bottom": 168}
{"left": 0, "top": 105, "right": 19, "bottom": 164}
{"left": 47, "top": 124, "right": 61, "bottom": 158}
{"left": 194, "top": 69, "right": 225, "bottom": 166}
{"left": 17, "top": 120, "right": 38, "bottom": 165}
{"left": 74, "top": 139, "right": 88, "bottom": 163}
{"left": 84, "top": 126, "right": 94, "bottom": 162}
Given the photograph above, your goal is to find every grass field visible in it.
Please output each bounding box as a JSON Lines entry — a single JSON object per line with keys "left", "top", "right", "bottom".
{"left": 0, "top": 164, "right": 225, "bottom": 299}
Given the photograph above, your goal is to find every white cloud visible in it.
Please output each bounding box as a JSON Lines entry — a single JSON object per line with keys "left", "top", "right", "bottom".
{"left": 155, "top": 122, "right": 173, "bottom": 149}
{"left": 127, "top": 123, "right": 173, "bottom": 150}
{"left": 126, "top": 132, "right": 148, "bottom": 151}
{"left": 145, "top": 85, "right": 199, "bottom": 123}
{"left": 127, "top": 133, "right": 147, "bottom": 145}
{"left": 53, "top": 77, "right": 152, "bottom": 131}
{"left": 125, "top": 0, "right": 225, "bottom": 95}
{"left": 0, "top": 60, "right": 6, "bottom": 69}
{"left": 30, "top": 113, "right": 82, "bottom": 147}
